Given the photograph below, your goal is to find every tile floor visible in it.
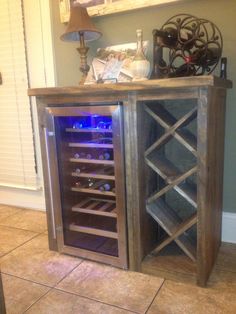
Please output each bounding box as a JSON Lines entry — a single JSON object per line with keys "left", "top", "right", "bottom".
{"left": 0, "top": 204, "right": 236, "bottom": 313}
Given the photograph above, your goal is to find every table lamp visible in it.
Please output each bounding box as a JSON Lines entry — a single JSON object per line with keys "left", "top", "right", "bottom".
{"left": 60, "top": 2, "right": 102, "bottom": 84}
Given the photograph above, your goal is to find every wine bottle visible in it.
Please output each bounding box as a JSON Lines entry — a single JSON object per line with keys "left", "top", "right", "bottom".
{"left": 98, "top": 151, "right": 111, "bottom": 160}
{"left": 86, "top": 153, "right": 93, "bottom": 159}
{"left": 190, "top": 48, "right": 220, "bottom": 66}
{"left": 220, "top": 57, "right": 227, "bottom": 79}
{"left": 131, "top": 29, "right": 150, "bottom": 81}
{"left": 99, "top": 183, "right": 111, "bottom": 191}
{"left": 87, "top": 178, "right": 95, "bottom": 188}
{"left": 97, "top": 121, "right": 112, "bottom": 130}
{"left": 74, "top": 152, "right": 86, "bottom": 159}
{"left": 169, "top": 63, "right": 196, "bottom": 77}
{"left": 75, "top": 165, "right": 86, "bottom": 174}
{"left": 179, "top": 29, "right": 194, "bottom": 49}
{"left": 73, "top": 120, "right": 87, "bottom": 129}
{"left": 154, "top": 27, "right": 178, "bottom": 47}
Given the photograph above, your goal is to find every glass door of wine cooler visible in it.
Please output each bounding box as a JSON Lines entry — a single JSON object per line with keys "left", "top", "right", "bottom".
{"left": 45, "top": 104, "right": 127, "bottom": 268}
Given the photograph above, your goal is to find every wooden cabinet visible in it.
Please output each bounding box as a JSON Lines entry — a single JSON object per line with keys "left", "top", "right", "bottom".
{"left": 29, "top": 76, "right": 232, "bottom": 286}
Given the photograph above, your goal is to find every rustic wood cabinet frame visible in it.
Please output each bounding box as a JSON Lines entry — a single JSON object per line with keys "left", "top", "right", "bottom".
{"left": 29, "top": 76, "right": 232, "bottom": 286}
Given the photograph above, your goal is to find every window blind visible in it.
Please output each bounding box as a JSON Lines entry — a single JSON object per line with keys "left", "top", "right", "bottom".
{"left": 0, "top": 0, "right": 38, "bottom": 189}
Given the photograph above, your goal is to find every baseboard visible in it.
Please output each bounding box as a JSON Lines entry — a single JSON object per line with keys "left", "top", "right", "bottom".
{"left": 222, "top": 212, "right": 236, "bottom": 244}
{"left": 0, "top": 187, "right": 46, "bottom": 211}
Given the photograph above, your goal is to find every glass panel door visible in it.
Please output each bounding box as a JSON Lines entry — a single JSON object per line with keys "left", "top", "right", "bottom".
{"left": 45, "top": 105, "right": 127, "bottom": 267}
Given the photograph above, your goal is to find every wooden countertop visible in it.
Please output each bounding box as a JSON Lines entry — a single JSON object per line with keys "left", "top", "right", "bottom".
{"left": 28, "top": 76, "right": 232, "bottom": 97}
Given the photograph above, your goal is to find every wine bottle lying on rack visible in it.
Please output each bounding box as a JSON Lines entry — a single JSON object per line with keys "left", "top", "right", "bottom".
{"left": 154, "top": 27, "right": 195, "bottom": 48}
{"left": 74, "top": 152, "right": 86, "bottom": 159}
{"left": 154, "top": 27, "right": 178, "bottom": 47}
{"left": 99, "top": 183, "right": 112, "bottom": 191}
{"left": 75, "top": 165, "right": 87, "bottom": 173}
{"left": 98, "top": 151, "right": 111, "bottom": 160}
{"left": 75, "top": 178, "right": 96, "bottom": 188}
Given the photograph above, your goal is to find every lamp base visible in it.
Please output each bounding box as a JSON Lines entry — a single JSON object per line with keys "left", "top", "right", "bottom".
{"left": 77, "top": 32, "right": 90, "bottom": 85}
{"left": 77, "top": 46, "right": 90, "bottom": 84}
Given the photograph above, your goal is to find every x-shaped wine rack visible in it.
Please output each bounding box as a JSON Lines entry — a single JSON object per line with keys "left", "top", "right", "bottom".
{"left": 145, "top": 103, "right": 198, "bottom": 262}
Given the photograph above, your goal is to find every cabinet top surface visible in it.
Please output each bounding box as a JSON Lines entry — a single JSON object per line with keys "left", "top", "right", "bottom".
{"left": 28, "top": 76, "right": 232, "bottom": 97}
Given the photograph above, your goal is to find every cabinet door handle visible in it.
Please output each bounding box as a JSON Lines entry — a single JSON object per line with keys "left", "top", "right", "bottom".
{"left": 43, "top": 127, "right": 56, "bottom": 239}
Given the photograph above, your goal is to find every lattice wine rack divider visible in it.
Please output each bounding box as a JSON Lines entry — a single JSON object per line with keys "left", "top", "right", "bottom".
{"left": 145, "top": 103, "right": 198, "bottom": 262}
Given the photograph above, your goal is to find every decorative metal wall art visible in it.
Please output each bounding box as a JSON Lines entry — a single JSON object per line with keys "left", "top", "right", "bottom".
{"left": 151, "top": 14, "right": 223, "bottom": 78}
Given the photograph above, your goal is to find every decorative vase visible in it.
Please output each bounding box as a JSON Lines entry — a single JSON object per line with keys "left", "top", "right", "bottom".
{"left": 131, "top": 29, "right": 150, "bottom": 81}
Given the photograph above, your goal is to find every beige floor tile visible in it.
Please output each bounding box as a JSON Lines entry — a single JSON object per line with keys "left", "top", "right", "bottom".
{"left": 2, "top": 273, "right": 49, "bottom": 314}
{"left": 0, "top": 205, "right": 23, "bottom": 222}
{"left": 0, "top": 234, "right": 82, "bottom": 287}
{"left": 25, "top": 289, "right": 133, "bottom": 314}
{"left": 208, "top": 268, "right": 236, "bottom": 293}
{"left": 216, "top": 242, "right": 236, "bottom": 273}
{"left": 57, "top": 260, "right": 164, "bottom": 313}
{"left": 0, "top": 208, "right": 47, "bottom": 233}
{"left": 0, "top": 225, "right": 37, "bottom": 257}
{"left": 147, "top": 280, "right": 236, "bottom": 314}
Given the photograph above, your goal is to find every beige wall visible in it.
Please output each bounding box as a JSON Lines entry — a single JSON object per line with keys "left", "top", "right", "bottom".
{"left": 51, "top": 0, "right": 236, "bottom": 213}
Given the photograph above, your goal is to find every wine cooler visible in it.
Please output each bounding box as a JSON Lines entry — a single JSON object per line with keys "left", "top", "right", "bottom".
{"left": 44, "top": 104, "right": 127, "bottom": 268}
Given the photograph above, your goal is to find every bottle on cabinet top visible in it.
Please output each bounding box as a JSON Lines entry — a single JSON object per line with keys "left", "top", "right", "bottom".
{"left": 220, "top": 57, "right": 227, "bottom": 79}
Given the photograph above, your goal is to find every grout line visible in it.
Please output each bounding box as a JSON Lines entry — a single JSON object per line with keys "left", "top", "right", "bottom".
{"left": 53, "top": 286, "right": 139, "bottom": 314}
{"left": 0, "top": 223, "right": 47, "bottom": 234}
{"left": 0, "top": 232, "right": 42, "bottom": 259}
{"left": 1, "top": 271, "right": 53, "bottom": 289}
{"left": 51, "top": 259, "right": 85, "bottom": 288}
{"left": 22, "top": 288, "right": 53, "bottom": 313}
{"left": 144, "top": 279, "right": 166, "bottom": 314}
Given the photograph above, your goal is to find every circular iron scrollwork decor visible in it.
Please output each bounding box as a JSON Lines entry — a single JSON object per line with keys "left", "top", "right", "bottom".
{"left": 151, "top": 14, "right": 223, "bottom": 78}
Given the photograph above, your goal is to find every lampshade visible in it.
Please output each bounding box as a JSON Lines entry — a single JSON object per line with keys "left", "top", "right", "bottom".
{"left": 60, "top": 3, "right": 102, "bottom": 42}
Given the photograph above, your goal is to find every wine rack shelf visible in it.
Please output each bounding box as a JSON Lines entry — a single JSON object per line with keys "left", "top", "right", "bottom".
{"left": 70, "top": 158, "right": 114, "bottom": 165}
{"left": 146, "top": 200, "right": 197, "bottom": 261}
{"left": 69, "top": 143, "right": 114, "bottom": 149}
{"left": 145, "top": 102, "right": 197, "bottom": 262}
{"left": 71, "top": 186, "right": 116, "bottom": 197}
{"left": 66, "top": 128, "right": 113, "bottom": 133}
{"left": 72, "top": 197, "right": 117, "bottom": 218}
{"left": 69, "top": 224, "right": 118, "bottom": 239}
{"left": 72, "top": 170, "right": 115, "bottom": 181}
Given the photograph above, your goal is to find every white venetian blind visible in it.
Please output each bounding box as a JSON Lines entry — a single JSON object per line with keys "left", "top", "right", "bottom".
{"left": 0, "top": 0, "right": 38, "bottom": 189}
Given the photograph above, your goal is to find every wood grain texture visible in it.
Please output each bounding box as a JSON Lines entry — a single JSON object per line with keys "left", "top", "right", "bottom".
{"left": 28, "top": 76, "right": 232, "bottom": 97}
{"left": 197, "top": 87, "right": 227, "bottom": 286}
{"left": 123, "top": 96, "right": 142, "bottom": 270}
{"left": 60, "top": 0, "right": 188, "bottom": 22}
